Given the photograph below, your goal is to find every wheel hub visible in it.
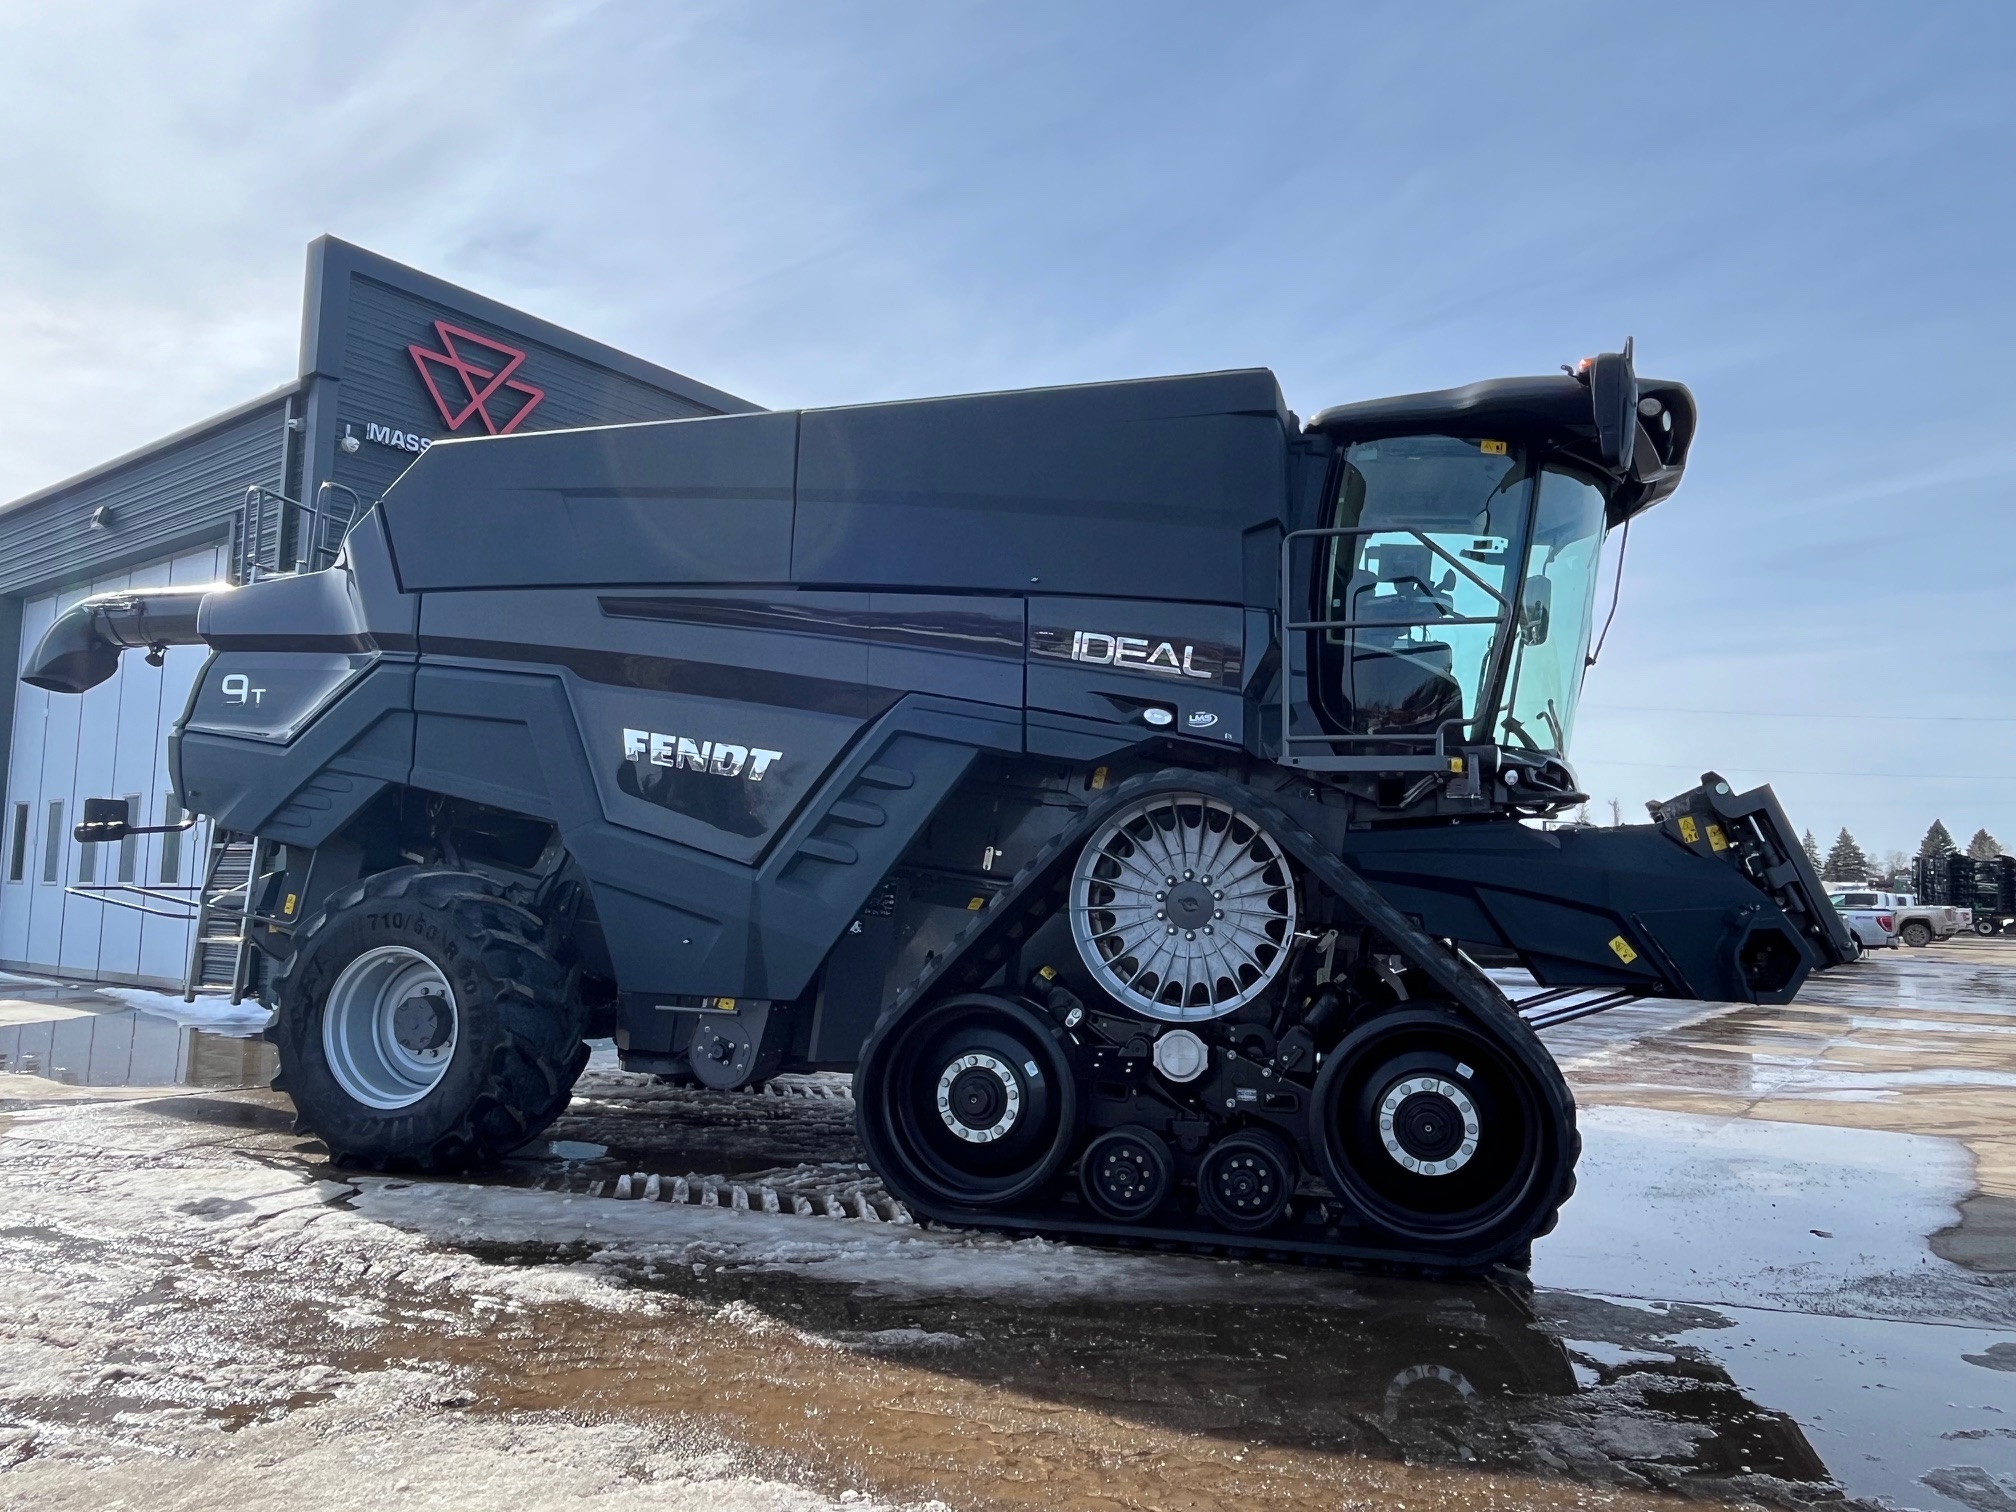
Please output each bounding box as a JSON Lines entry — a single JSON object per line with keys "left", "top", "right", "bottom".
{"left": 392, "top": 993, "right": 452, "bottom": 1055}
{"left": 1094, "top": 1143, "right": 1155, "bottom": 1203}
{"left": 1213, "top": 1155, "right": 1274, "bottom": 1211}
{"left": 935, "top": 1053, "right": 1021, "bottom": 1143}
{"left": 1164, "top": 879, "right": 1215, "bottom": 927}
{"left": 1377, "top": 1076, "right": 1480, "bottom": 1176}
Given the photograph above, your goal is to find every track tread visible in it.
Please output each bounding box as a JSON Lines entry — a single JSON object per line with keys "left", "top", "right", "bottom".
{"left": 857, "top": 768, "right": 1581, "bottom": 1272}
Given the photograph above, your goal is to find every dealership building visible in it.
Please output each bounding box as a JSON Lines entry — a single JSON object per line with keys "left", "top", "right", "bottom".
{"left": 0, "top": 238, "right": 751, "bottom": 986}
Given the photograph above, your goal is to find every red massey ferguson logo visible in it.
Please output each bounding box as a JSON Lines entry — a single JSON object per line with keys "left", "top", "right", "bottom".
{"left": 408, "top": 321, "right": 546, "bottom": 434}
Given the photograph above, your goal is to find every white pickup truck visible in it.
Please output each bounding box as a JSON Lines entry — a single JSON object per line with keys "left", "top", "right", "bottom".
{"left": 1828, "top": 888, "right": 1969, "bottom": 949}
{"left": 1829, "top": 890, "right": 1899, "bottom": 951}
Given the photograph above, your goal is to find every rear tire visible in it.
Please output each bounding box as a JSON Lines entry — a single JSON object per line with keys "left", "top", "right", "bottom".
{"left": 268, "top": 867, "right": 589, "bottom": 1170}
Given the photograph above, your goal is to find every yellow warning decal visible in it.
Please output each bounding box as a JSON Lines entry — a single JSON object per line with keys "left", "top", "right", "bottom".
{"left": 1089, "top": 766, "right": 1109, "bottom": 791}
{"left": 1479, "top": 439, "right": 1508, "bottom": 455}
{"left": 283, "top": 892, "right": 298, "bottom": 915}
{"left": 1448, "top": 756, "right": 1465, "bottom": 774}
{"left": 967, "top": 896, "right": 987, "bottom": 911}
{"left": 1706, "top": 823, "right": 1728, "bottom": 852}
{"left": 1608, "top": 935, "right": 1640, "bottom": 965}
{"left": 1677, "top": 816, "right": 1700, "bottom": 844}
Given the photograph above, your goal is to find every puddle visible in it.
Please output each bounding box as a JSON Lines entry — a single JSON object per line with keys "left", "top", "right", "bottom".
{"left": 313, "top": 1255, "right": 1839, "bottom": 1509}
{"left": 0, "top": 1008, "right": 274, "bottom": 1090}
{"left": 1609, "top": 1300, "right": 2016, "bottom": 1512}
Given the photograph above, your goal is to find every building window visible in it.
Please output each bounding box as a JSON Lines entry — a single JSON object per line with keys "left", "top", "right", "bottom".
{"left": 160, "top": 796, "right": 184, "bottom": 885}
{"left": 78, "top": 833, "right": 97, "bottom": 885}
{"left": 118, "top": 793, "right": 141, "bottom": 884}
{"left": 6, "top": 802, "right": 26, "bottom": 882}
{"left": 42, "top": 800, "right": 64, "bottom": 884}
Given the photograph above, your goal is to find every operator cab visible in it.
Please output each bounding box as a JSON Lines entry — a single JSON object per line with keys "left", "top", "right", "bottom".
{"left": 1284, "top": 344, "right": 1695, "bottom": 811}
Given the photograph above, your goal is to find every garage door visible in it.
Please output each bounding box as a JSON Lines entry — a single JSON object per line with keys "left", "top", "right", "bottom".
{"left": 0, "top": 547, "right": 224, "bottom": 987}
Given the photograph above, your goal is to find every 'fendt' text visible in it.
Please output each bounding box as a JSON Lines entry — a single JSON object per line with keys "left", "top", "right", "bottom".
{"left": 622, "top": 728, "right": 782, "bottom": 781}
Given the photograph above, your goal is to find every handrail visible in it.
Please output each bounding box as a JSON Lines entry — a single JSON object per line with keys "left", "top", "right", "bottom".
{"left": 237, "top": 480, "right": 367, "bottom": 582}
{"left": 64, "top": 882, "right": 204, "bottom": 922}
{"left": 1276, "top": 522, "right": 1516, "bottom": 769}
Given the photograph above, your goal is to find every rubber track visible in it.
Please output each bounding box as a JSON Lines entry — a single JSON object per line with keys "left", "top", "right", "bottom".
{"left": 267, "top": 867, "right": 591, "bottom": 1171}
{"left": 857, "top": 768, "right": 1580, "bottom": 1271}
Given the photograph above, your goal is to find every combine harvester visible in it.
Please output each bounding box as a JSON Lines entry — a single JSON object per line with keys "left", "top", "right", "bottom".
{"left": 25, "top": 344, "right": 1851, "bottom": 1270}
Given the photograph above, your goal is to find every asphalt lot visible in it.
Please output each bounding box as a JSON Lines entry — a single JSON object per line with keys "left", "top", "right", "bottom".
{"left": 3, "top": 940, "right": 2015, "bottom": 1511}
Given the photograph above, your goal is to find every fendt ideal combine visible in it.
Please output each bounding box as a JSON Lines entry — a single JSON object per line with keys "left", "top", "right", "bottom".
{"left": 25, "top": 345, "right": 1852, "bottom": 1270}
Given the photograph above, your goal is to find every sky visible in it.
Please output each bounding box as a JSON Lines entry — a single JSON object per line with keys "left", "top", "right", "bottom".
{"left": 0, "top": 2, "right": 2010, "bottom": 859}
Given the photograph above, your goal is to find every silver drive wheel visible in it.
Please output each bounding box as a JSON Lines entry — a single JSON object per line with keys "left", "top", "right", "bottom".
{"left": 321, "top": 945, "right": 459, "bottom": 1110}
{"left": 1070, "top": 793, "right": 1296, "bottom": 1021}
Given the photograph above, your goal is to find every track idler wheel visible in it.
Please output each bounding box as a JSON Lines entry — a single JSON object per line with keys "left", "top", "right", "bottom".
{"left": 857, "top": 993, "right": 1078, "bottom": 1212}
{"left": 1312, "top": 1007, "right": 1560, "bottom": 1253}
{"left": 1078, "top": 1125, "right": 1176, "bottom": 1222}
{"left": 1196, "top": 1127, "right": 1297, "bottom": 1233}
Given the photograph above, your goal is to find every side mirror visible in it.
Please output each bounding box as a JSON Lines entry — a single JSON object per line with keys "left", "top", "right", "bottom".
{"left": 1588, "top": 338, "right": 1638, "bottom": 471}
{"left": 74, "top": 796, "right": 133, "bottom": 844}
{"left": 1519, "top": 576, "right": 1553, "bottom": 645}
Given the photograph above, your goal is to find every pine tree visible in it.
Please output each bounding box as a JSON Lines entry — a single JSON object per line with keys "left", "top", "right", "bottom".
{"left": 1801, "top": 829, "right": 1822, "bottom": 870}
{"left": 1969, "top": 828, "right": 2003, "bottom": 861}
{"left": 1919, "top": 819, "right": 1957, "bottom": 859}
{"left": 1823, "top": 828, "right": 1870, "bottom": 880}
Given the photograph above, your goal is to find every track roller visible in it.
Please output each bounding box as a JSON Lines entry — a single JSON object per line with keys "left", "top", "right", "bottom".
{"left": 1196, "top": 1128, "right": 1297, "bottom": 1233}
{"left": 1078, "top": 1125, "right": 1176, "bottom": 1221}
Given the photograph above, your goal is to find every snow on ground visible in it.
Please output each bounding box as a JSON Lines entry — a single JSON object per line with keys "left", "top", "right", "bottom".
{"left": 0, "top": 1095, "right": 921, "bottom": 1510}
{"left": 94, "top": 985, "right": 272, "bottom": 1031}
{"left": 353, "top": 1177, "right": 1389, "bottom": 1310}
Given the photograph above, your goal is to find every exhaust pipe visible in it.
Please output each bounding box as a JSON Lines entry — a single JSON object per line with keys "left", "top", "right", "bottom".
{"left": 19, "top": 585, "right": 224, "bottom": 694}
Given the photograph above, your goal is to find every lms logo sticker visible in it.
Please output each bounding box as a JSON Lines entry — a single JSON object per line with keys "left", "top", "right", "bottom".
{"left": 1186, "top": 710, "right": 1219, "bottom": 729}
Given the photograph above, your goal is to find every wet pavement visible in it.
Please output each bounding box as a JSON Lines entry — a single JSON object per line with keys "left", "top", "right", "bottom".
{"left": 2, "top": 945, "right": 2016, "bottom": 1509}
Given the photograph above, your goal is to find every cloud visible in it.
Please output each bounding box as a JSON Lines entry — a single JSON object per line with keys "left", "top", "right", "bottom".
{"left": 0, "top": 0, "right": 2010, "bottom": 849}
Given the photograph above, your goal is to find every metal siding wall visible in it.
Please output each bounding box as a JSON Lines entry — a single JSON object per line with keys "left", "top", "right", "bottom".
{"left": 325, "top": 273, "right": 721, "bottom": 506}
{"left": 0, "top": 404, "right": 285, "bottom": 597}
{"left": 0, "top": 546, "right": 221, "bottom": 987}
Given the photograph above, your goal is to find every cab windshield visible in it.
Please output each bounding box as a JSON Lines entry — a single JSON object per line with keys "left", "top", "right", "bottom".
{"left": 1497, "top": 467, "right": 1607, "bottom": 754}
{"left": 1308, "top": 437, "right": 1609, "bottom": 757}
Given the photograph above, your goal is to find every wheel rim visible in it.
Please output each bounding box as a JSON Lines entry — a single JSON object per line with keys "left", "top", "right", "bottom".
{"left": 1078, "top": 1125, "right": 1175, "bottom": 1221}
{"left": 870, "top": 995, "right": 1077, "bottom": 1208}
{"left": 1070, "top": 794, "right": 1296, "bottom": 1021}
{"left": 1196, "top": 1130, "right": 1296, "bottom": 1233}
{"left": 1312, "top": 1011, "right": 1547, "bottom": 1244}
{"left": 322, "top": 945, "right": 459, "bottom": 1110}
